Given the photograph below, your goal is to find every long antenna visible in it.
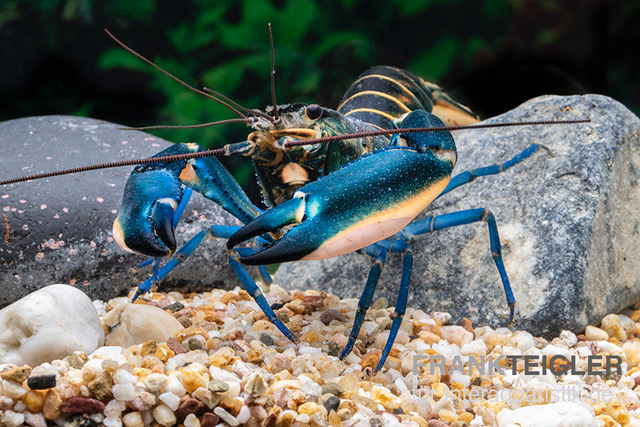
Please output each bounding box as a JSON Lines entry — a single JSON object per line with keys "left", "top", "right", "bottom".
{"left": 282, "top": 119, "right": 591, "bottom": 148}
{"left": 120, "top": 117, "right": 252, "bottom": 131}
{"left": 0, "top": 119, "right": 590, "bottom": 186}
{"left": 105, "top": 29, "right": 247, "bottom": 120}
{"left": 268, "top": 23, "right": 280, "bottom": 122}
{"left": 202, "top": 88, "right": 274, "bottom": 122}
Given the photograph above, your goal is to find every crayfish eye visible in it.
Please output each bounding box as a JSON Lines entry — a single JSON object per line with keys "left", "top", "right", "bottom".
{"left": 304, "top": 104, "right": 323, "bottom": 121}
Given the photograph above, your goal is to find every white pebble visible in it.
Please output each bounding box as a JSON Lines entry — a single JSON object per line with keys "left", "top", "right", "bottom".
{"left": 214, "top": 407, "right": 240, "bottom": 426}
{"left": 559, "top": 330, "right": 578, "bottom": 347}
{"left": 2, "top": 410, "right": 24, "bottom": 427}
{"left": 236, "top": 406, "right": 251, "bottom": 424}
{"left": 508, "top": 331, "right": 535, "bottom": 352}
{"left": 113, "top": 368, "right": 138, "bottom": 384}
{"left": 112, "top": 383, "right": 138, "bottom": 401}
{"left": 104, "top": 399, "right": 125, "bottom": 417}
{"left": 24, "top": 412, "right": 47, "bottom": 427}
{"left": 164, "top": 375, "right": 187, "bottom": 397}
{"left": 102, "top": 416, "right": 123, "bottom": 427}
{"left": 184, "top": 413, "right": 201, "bottom": 427}
{"left": 153, "top": 404, "right": 177, "bottom": 427}
{"left": 159, "top": 391, "right": 181, "bottom": 411}
{"left": 122, "top": 411, "right": 144, "bottom": 427}
{"left": 461, "top": 340, "right": 488, "bottom": 357}
{"left": 144, "top": 373, "right": 168, "bottom": 393}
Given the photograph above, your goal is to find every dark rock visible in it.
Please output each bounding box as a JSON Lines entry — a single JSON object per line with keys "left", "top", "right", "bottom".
{"left": 275, "top": 95, "right": 640, "bottom": 337}
{"left": 61, "top": 396, "right": 105, "bottom": 414}
{"left": 163, "top": 301, "right": 185, "bottom": 313}
{"left": 320, "top": 308, "right": 347, "bottom": 326}
{"left": 175, "top": 397, "right": 207, "bottom": 421}
{"left": 258, "top": 332, "right": 274, "bottom": 347}
{"left": 27, "top": 374, "right": 56, "bottom": 389}
{"left": 201, "top": 412, "right": 220, "bottom": 427}
{"left": 0, "top": 115, "right": 245, "bottom": 307}
{"left": 324, "top": 395, "right": 341, "bottom": 413}
{"left": 166, "top": 337, "right": 188, "bottom": 354}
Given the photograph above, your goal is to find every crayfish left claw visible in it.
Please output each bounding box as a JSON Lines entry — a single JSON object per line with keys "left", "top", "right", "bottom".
{"left": 112, "top": 169, "right": 182, "bottom": 258}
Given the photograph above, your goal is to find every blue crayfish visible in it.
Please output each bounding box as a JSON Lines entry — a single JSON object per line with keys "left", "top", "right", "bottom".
{"left": 1, "top": 30, "right": 587, "bottom": 372}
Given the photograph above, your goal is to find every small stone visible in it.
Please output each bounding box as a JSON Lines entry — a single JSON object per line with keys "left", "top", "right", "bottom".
{"left": 61, "top": 397, "right": 105, "bottom": 414}
{"left": 88, "top": 371, "right": 113, "bottom": 401}
{"left": 185, "top": 337, "right": 206, "bottom": 351}
{"left": 42, "top": 389, "right": 62, "bottom": 419}
{"left": 166, "top": 337, "right": 188, "bottom": 354}
{"left": 122, "top": 411, "right": 144, "bottom": 427}
{"left": 441, "top": 325, "right": 473, "bottom": 346}
{"left": 371, "top": 386, "right": 403, "bottom": 411}
{"left": 220, "top": 394, "right": 243, "bottom": 416}
{"left": 65, "top": 352, "right": 89, "bottom": 369}
{"left": 1, "top": 366, "right": 32, "bottom": 383}
{"left": 200, "top": 412, "right": 219, "bottom": 427}
{"left": 163, "top": 301, "right": 185, "bottom": 313}
{"left": 371, "top": 297, "right": 389, "bottom": 310}
{"left": 159, "top": 392, "right": 181, "bottom": 411}
{"left": 275, "top": 410, "right": 296, "bottom": 427}
{"left": 624, "top": 341, "right": 640, "bottom": 368}
{"left": 259, "top": 332, "right": 275, "bottom": 346}
{"left": 153, "top": 403, "right": 177, "bottom": 427}
{"left": 584, "top": 325, "right": 609, "bottom": 341}
{"left": 324, "top": 395, "right": 341, "bottom": 413}
{"left": 175, "top": 397, "right": 207, "bottom": 422}
{"left": 5, "top": 380, "right": 28, "bottom": 400}
{"left": 245, "top": 372, "right": 268, "bottom": 397}
{"left": 23, "top": 390, "right": 45, "bottom": 413}
{"left": 207, "top": 378, "right": 230, "bottom": 393}
{"left": 427, "top": 420, "right": 449, "bottom": 427}
{"left": 320, "top": 309, "right": 347, "bottom": 325}
{"left": 24, "top": 412, "right": 47, "bottom": 427}
{"left": 605, "top": 400, "right": 630, "bottom": 425}
{"left": 351, "top": 395, "right": 378, "bottom": 412}
{"left": 322, "top": 382, "right": 345, "bottom": 396}
{"left": 141, "top": 340, "right": 166, "bottom": 359}
{"left": 601, "top": 314, "right": 627, "bottom": 341}
{"left": 27, "top": 374, "right": 56, "bottom": 390}
{"left": 214, "top": 407, "right": 239, "bottom": 427}
{"left": 104, "top": 303, "right": 184, "bottom": 347}
{"left": 497, "top": 402, "right": 597, "bottom": 426}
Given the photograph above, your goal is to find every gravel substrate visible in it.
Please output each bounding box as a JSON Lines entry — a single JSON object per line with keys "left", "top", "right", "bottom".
{"left": 2, "top": 284, "right": 640, "bottom": 427}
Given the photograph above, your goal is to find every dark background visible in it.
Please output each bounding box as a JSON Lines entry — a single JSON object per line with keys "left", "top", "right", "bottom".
{"left": 1, "top": 0, "right": 638, "bottom": 190}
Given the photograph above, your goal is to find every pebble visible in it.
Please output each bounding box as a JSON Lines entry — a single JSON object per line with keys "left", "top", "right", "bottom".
{"left": 103, "top": 303, "right": 184, "bottom": 347}
{"left": 2, "top": 285, "right": 640, "bottom": 427}
{"left": 584, "top": 325, "right": 609, "bottom": 341}
{"left": 26, "top": 374, "right": 56, "bottom": 389}
{"left": 0, "top": 284, "right": 104, "bottom": 366}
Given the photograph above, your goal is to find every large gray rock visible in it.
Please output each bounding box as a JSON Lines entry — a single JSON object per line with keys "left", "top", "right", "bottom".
{"left": 275, "top": 95, "right": 640, "bottom": 337}
{"left": 0, "top": 116, "right": 242, "bottom": 307}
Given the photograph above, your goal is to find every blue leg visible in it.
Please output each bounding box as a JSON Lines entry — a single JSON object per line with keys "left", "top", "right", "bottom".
{"left": 377, "top": 240, "right": 413, "bottom": 372}
{"left": 258, "top": 265, "right": 273, "bottom": 284}
{"left": 402, "top": 208, "right": 515, "bottom": 323}
{"left": 341, "top": 242, "right": 389, "bottom": 360}
{"left": 438, "top": 144, "right": 549, "bottom": 198}
{"left": 133, "top": 225, "right": 240, "bottom": 301}
{"left": 228, "top": 254, "right": 298, "bottom": 343}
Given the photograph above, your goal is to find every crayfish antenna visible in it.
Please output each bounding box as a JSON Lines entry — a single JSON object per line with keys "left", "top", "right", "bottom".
{"left": 268, "top": 23, "right": 281, "bottom": 126}
{"left": 104, "top": 29, "right": 247, "bottom": 120}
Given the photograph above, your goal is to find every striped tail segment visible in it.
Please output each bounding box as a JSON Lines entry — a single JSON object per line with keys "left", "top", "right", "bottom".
{"left": 337, "top": 66, "right": 478, "bottom": 130}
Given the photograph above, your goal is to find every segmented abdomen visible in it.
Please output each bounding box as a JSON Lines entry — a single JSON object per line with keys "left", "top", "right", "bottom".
{"left": 337, "top": 66, "right": 437, "bottom": 130}
{"left": 337, "top": 66, "right": 477, "bottom": 130}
